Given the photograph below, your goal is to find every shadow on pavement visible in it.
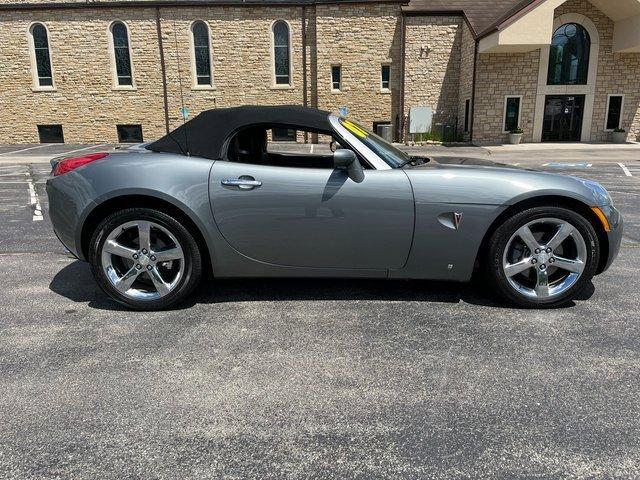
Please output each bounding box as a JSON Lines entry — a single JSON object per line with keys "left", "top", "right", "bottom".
{"left": 50, "top": 260, "right": 591, "bottom": 311}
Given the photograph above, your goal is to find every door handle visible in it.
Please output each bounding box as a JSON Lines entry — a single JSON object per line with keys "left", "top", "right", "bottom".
{"left": 221, "top": 176, "right": 262, "bottom": 190}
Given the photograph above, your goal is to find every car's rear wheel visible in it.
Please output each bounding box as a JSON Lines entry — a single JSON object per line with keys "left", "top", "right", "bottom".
{"left": 89, "top": 208, "right": 202, "bottom": 310}
{"left": 486, "top": 206, "right": 599, "bottom": 308}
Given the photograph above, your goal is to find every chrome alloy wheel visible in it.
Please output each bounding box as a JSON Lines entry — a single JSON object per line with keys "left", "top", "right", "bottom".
{"left": 101, "top": 220, "right": 185, "bottom": 301}
{"left": 502, "top": 218, "right": 587, "bottom": 299}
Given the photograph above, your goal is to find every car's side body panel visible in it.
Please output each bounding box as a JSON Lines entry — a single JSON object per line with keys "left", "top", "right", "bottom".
{"left": 208, "top": 162, "right": 414, "bottom": 271}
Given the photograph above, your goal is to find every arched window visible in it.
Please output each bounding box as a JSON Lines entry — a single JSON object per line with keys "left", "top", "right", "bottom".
{"left": 30, "top": 23, "right": 53, "bottom": 87}
{"left": 547, "top": 23, "right": 590, "bottom": 85}
{"left": 272, "top": 20, "right": 291, "bottom": 85}
{"left": 192, "top": 21, "right": 212, "bottom": 86}
{"left": 110, "top": 21, "right": 133, "bottom": 86}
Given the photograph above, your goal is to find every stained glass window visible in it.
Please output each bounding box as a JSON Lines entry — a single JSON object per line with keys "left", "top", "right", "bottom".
{"left": 32, "top": 24, "right": 53, "bottom": 87}
{"left": 547, "top": 23, "right": 590, "bottom": 85}
{"left": 192, "top": 22, "right": 212, "bottom": 86}
{"left": 273, "top": 21, "right": 290, "bottom": 85}
{"left": 112, "top": 22, "right": 133, "bottom": 86}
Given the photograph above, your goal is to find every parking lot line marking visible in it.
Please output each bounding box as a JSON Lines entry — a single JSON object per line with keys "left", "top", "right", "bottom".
{"left": 0, "top": 144, "right": 53, "bottom": 156}
{"left": 59, "top": 144, "right": 109, "bottom": 156}
{"left": 618, "top": 163, "right": 632, "bottom": 177}
{"left": 26, "top": 171, "right": 43, "bottom": 221}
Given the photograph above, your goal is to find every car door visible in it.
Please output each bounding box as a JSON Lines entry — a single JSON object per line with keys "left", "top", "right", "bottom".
{"left": 209, "top": 159, "right": 414, "bottom": 270}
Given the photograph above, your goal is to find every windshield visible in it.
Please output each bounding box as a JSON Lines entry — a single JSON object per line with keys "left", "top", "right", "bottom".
{"left": 339, "top": 118, "right": 409, "bottom": 168}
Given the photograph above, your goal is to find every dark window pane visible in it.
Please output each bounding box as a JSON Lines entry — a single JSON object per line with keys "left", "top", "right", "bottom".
{"left": 192, "top": 22, "right": 212, "bottom": 85}
{"left": 38, "top": 124, "right": 64, "bottom": 143}
{"left": 32, "top": 24, "right": 53, "bottom": 86}
{"left": 273, "top": 21, "right": 290, "bottom": 84}
{"left": 331, "top": 65, "right": 341, "bottom": 89}
{"left": 464, "top": 99, "right": 470, "bottom": 132}
{"left": 272, "top": 128, "right": 296, "bottom": 141}
{"left": 112, "top": 23, "right": 133, "bottom": 85}
{"left": 381, "top": 65, "right": 390, "bottom": 89}
{"left": 606, "top": 96, "right": 623, "bottom": 130}
{"left": 547, "top": 23, "right": 590, "bottom": 85}
{"left": 504, "top": 97, "right": 521, "bottom": 132}
{"left": 117, "top": 124, "right": 143, "bottom": 143}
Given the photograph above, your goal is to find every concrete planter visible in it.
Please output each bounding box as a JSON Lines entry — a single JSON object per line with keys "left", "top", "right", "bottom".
{"left": 508, "top": 133, "right": 523, "bottom": 145}
{"left": 612, "top": 131, "right": 627, "bottom": 144}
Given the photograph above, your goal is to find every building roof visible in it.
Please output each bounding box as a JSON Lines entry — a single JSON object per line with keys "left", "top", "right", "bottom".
{"left": 147, "top": 105, "right": 333, "bottom": 160}
{"left": 404, "top": 0, "right": 534, "bottom": 36}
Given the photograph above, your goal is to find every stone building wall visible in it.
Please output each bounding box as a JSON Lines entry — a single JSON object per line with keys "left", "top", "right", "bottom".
{"left": 473, "top": 51, "right": 540, "bottom": 144}
{"left": 456, "top": 21, "right": 475, "bottom": 138}
{"left": 314, "top": 3, "right": 402, "bottom": 134}
{"left": 403, "top": 15, "right": 462, "bottom": 134}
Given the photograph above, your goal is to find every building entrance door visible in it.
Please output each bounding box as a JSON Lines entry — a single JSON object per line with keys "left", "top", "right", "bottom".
{"left": 542, "top": 95, "right": 585, "bottom": 142}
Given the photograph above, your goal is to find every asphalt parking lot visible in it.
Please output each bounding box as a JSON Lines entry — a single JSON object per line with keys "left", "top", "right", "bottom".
{"left": 1, "top": 142, "right": 640, "bottom": 478}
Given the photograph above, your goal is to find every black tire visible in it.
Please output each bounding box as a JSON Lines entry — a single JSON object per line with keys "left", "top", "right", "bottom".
{"left": 485, "top": 206, "right": 599, "bottom": 308}
{"left": 88, "top": 208, "right": 203, "bottom": 311}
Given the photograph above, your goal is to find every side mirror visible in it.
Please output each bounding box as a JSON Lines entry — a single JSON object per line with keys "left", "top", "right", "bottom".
{"left": 333, "top": 149, "right": 364, "bottom": 183}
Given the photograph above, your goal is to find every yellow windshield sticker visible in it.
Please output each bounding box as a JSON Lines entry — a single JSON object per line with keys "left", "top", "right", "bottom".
{"left": 342, "top": 119, "right": 368, "bottom": 139}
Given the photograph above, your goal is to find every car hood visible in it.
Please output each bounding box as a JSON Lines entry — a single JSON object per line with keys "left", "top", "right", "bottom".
{"left": 411, "top": 156, "right": 532, "bottom": 171}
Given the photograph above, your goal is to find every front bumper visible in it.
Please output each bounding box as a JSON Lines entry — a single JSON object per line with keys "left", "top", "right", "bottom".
{"left": 598, "top": 205, "right": 623, "bottom": 274}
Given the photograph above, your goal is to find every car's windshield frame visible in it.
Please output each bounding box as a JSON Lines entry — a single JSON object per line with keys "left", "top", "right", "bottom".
{"left": 334, "top": 117, "right": 409, "bottom": 168}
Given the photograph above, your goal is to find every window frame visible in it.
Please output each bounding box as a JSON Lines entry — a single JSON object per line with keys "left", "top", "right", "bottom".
{"left": 380, "top": 63, "right": 391, "bottom": 92}
{"left": 331, "top": 64, "right": 342, "bottom": 92}
{"left": 604, "top": 94, "right": 624, "bottom": 132}
{"left": 503, "top": 95, "right": 523, "bottom": 133}
{"left": 117, "top": 124, "right": 144, "bottom": 143}
{"left": 271, "top": 20, "right": 293, "bottom": 88}
{"left": 546, "top": 22, "right": 591, "bottom": 86}
{"left": 108, "top": 20, "right": 136, "bottom": 90}
{"left": 37, "top": 124, "right": 64, "bottom": 144}
{"left": 28, "top": 22, "right": 56, "bottom": 91}
{"left": 190, "top": 20, "right": 215, "bottom": 90}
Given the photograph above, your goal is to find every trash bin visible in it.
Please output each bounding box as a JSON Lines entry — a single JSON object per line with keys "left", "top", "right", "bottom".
{"left": 376, "top": 124, "right": 392, "bottom": 142}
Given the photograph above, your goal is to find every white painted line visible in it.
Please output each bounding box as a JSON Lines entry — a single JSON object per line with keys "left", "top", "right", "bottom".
{"left": 26, "top": 171, "right": 44, "bottom": 221}
{"left": 310, "top": 144, "right": 315, "bottom": 154}
{"left": 0, "top": 144, "right": 53, "bottom": 156}
{"left": 59, "top": 144, "right": 108, "bottom": 156}
{"left": 0, "top": 172, "right": 29, "bottom": 177}
{"left": 618, "top": 162, "right": 632, "bottom": 177}
{"left": 512, "top": 163, "right": 520, "bottom": 166}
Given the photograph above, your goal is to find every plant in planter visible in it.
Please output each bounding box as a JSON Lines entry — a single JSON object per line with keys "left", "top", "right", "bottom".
{"left": 612, "top": 128, "right": 627, "bottom": 144}
{"left": 509, "top": 127, "right": 524, "bottom": 145}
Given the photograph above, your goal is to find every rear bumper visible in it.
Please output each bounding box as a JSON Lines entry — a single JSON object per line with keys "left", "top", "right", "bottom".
{"left": 46, "top": 175, "right": 95, "bottom": 260}
{"left": 599, "top": 205, "right": 623, "bottom": 274}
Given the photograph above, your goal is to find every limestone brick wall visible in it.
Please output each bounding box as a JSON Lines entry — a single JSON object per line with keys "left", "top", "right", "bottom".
{"left": 314, "top": 3, "right": 402, "bottom": 136}
{"left": 555, "top": 0, "right": 640, "bottom": 142}
{"left": 404, "top": 15, "right": 462, "bottom": 134}
{"left": 457, "top": 21, "right": 474, "bottom": 138}
{"left": 473, "top": 51, "right": 540, "bottom": 144}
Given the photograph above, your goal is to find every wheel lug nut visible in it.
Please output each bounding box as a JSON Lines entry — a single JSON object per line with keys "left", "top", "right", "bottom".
{"left": 546, "top": 248, "right": 552, "bottom": 254}
{"left": 150, "top": 255, "right": 156, "bottom": 261}
{"left": 549, "top": 258, "right": 555, "bottom": 263}
{"left": 133, "top": 253, "right": 139, "bottom": 259}
{"left": 540, "top": 264, "right": 546, "bottom": 271}
{"left": 142, "top": 249, "right": 148, "bottom": 254}
{"left": 531, "top": 258, "right": 538, "bottom": 264}
{"left": 135, "top": 264, "right": 141, "bottom": 270}
{"left": 534, "top": 248, "right": 541, "bottom": 254}
{"left": 147, "top": 265, "right": 153, "bottom": 271}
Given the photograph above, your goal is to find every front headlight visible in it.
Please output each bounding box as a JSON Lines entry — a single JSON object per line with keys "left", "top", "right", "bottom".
{"left": 574, "top": 178, "right": 613, "bottom": 206}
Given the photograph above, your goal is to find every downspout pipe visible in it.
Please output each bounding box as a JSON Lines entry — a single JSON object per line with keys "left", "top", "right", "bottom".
{"left": 155, "top": 7, "right": 170, "bottom": 134}
{"left": 399, "top": 10, "right": 406, "bottom": 143}
{"left": 469, "top": 37, "right": 479, "bottom": 143}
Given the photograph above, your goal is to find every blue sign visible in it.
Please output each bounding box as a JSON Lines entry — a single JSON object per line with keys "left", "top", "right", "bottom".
{"left": 179, "top": 107, "right": 190, "bottom": 120}
{"left": 339, "top": 106, "right": 349, "bottom": 117}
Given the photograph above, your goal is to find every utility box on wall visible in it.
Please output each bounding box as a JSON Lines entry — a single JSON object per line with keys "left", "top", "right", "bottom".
{"left": 409, "top": 106, "right": 433, "bottom": 134}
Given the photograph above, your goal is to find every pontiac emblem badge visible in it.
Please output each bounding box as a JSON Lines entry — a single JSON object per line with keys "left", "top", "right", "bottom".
{"left": 453, "top": 212, "right": 462, "bottom": 230}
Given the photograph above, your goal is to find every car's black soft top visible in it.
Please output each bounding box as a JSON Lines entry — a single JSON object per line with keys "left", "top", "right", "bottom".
{"left": 146, "top": 105, "right": 333, "bottom": 160}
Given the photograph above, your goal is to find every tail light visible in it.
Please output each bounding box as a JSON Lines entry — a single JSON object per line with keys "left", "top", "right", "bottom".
{"left": 53, "top": 153, "right": 109, "bottom": 176}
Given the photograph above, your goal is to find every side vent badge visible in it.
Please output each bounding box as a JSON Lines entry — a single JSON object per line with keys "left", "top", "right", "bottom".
{"left": 453, "top": 212, "right": 462, "bottom": 230}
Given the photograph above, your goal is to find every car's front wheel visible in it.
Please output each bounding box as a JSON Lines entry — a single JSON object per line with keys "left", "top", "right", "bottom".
{"left": 89, "top": 208, "right": 202, "bottom": 310}
{"left": 486, "top": 206, "right": 599, "bottom": 308}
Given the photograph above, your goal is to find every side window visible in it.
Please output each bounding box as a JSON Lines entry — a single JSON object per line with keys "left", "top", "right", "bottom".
{"left": 272, "top": 20, "right": 291, "bottom": 86}
{"left": 30, "top": 23, "right": 54, "bottom": 88}
{"left": 110, "top": 21, "right": 134, "bottom": 87}
{"left": 503, "top": 96, "right": 522, "bottom": 133}
{"left": 227, "top": 125, "right": 367, "bottom": 169}
{"left": 192, "top": 21, "right": 213, "bottom": 87}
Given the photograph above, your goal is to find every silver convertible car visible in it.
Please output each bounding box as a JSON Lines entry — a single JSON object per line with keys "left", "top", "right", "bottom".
{"left": 47, "top": 106, "right": 622, "bottom": 310}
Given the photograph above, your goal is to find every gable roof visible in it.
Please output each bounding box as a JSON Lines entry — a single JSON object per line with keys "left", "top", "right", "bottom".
{"left": 403, "top": 0, "right": 534, "bottom": 36}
